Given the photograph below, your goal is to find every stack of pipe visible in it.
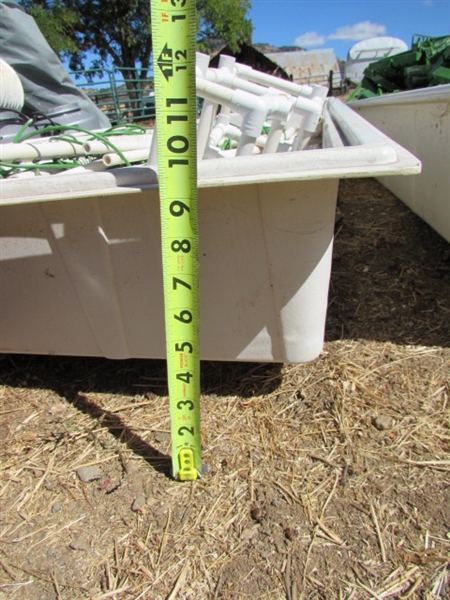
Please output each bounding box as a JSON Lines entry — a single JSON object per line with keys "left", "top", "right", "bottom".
{"left": 1, "top": 54, "right": 328, "bottom": 178}
{"left": 193, "top": 52, "right": 328, "bottom": 160}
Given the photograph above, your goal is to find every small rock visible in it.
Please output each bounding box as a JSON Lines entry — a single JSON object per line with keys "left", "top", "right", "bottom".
{"left": 250, "top": 504, "right": 263, "bottom": 523}
{"left": 284, "top": 526, "right": 296, "bottom": 541}
{"left": 44, "top": 478, "right": 58, "bottom": 491}
{"left": 131, "top": 493, "right": 146, "bottom": 513}
{"left": 51, "top": 501, "right": 62, "bottom": 513}
{"left": 155, "top": 501, "right": 172, "bottom": 518}
{"left": 373, "top": 415, "right": 394, "bottom": 431}
{"left": 76, "top": 465, "right": 102, "bottom": 483}
{"left": 154, "top": 432, "right": 170, "bottom": 444}
{"left": 48, "top": 403, "right": 67, "bottom": 419}
{"left": 124, "top": 459, "right": 141, "bottom": 475}
{"left": 259, "top": 547, "right": 272, "bottom": 559}
{"left": 240, "top": 524, "right": 260, "bottom": 541}
{"left": 69, "top": 537, "right": 89, "bottom": 551}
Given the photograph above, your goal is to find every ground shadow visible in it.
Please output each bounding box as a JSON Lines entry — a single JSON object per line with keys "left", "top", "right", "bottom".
{"left": 0, "top": 355, "right": 282, "bottom": 478}
{"left": 0, "top": 354, "right": 283, "bottom": 399}
{"left": 72, "top": 392, "right": 172, "bottom": 477}
{"left": 326, "top": 179, "right": 450, "bottom": 347}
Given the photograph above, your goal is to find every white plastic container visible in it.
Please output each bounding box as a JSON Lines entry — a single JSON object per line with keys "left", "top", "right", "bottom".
{"left": 349, "top": 85, "right": 450, "bottom": 243}
{"left": 345, "top": 37, "right": 408, "bottom": 85}
{"left": 0, "top": 99, "right": 420, "bottom": 363}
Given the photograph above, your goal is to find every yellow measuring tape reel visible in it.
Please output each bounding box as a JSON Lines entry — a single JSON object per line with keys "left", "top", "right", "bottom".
{"left": 150, "top": 0, "right": 201, "bottom": 480}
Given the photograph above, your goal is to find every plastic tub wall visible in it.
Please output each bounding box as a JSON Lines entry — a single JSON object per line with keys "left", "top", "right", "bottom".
{"left": 0, "top": 99, "right": 421, "bottom": 363}
{"left": 0, "top": 178, "right": 337, "bottom": 363}
{"left": 349, "top": 85, "right": 450, "bottom": 243}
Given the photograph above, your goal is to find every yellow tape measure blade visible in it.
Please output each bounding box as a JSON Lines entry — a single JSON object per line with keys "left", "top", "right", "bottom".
{"left": 150, "top": 0, "right": 201, "bottom": 481}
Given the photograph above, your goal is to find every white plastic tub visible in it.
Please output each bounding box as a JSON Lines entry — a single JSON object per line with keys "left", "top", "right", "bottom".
{"left": 0, "top": 99, "right": 420, "bottom": 363}
{"left": 349, "top": 85, "right": 450, "bottom": 243}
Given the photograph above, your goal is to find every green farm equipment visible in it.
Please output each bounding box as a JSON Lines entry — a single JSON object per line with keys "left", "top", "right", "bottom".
{"left": 347, "top": 34, "right": 450, "bottom": 101}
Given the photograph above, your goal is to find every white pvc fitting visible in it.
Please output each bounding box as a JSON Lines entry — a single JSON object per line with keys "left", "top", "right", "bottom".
{"left": 196, "top": 78, "right": 268, "bottom": 138}
{"left": 206, "top": 70, "right": 296, "bottom": 126}
{"left": 195, "top": 52, "right": 210, "bottom": 79}
{"left": 232, "top": 90, "right": 268, "bottom": 137}
{"left": 218, "top": 54, "right": 236, "bottom": 72}
{"left": 209, "top": 122, "right": 266, "bottom": 149}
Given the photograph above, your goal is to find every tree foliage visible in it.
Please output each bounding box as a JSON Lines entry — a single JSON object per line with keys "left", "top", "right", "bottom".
{"left": 197, "top": 0, "right": 252, "bottom": 53}
{"left": 18, "top": 0, "right": 252, "bottom": 78}
{"left": 20, "top": 1, "right": 79, "bottom": 57}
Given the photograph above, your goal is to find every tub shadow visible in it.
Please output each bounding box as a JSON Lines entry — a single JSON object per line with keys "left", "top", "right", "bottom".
{"left": 0, "top": 354, "right": 282, "bottom": 477}
{"left": 72, "top": 392, "right": 172, "bottom": 477}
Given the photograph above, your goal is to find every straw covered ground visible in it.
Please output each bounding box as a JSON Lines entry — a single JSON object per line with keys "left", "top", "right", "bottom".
{"left": 0, "top": 178, "right": 449, "bottom": 600}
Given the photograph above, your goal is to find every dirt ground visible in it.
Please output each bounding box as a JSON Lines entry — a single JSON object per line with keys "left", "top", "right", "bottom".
{"left": 0, "top": 178, "right": 449, "bottom": 600}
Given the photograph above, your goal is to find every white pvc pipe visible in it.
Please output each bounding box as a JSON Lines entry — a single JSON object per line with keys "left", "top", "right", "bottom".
{"left": 196, "top": 53, "right": 217, "bottom": 161}
{"left": 147, "top": 122, "right": 158, "bottom": 166}
{"left": 216, "top": 55, "right": 235, "bottom": 122}
{"left": 204, "top": 63, "right": 325, "bottom": 152}
{"left": 196, "top": 78, "right": 268, "bottom": 137}
{"left": 206, "top": 55, "right": 237, "bottom": 153}
{"left": 0, "top": 139, "right": 88, "bottom": 162}
{"left": 233, "top": 63, "right": 317, "bottom": 98}
{"left": 292, "top": 87, "right": 327, "bottom": 151}
{"left": 53, "top": 160, "right": 108, "bottom": 174}
{"left": 195, "top": 52, "right": 210, "bottom": 80}
{"left": 236, "top": 133, "right": 258, "bottom": 156}
{"left": 199, "top": 70, "right": 325, "bottom": 155}
{"left": 0, "top": 58, "right": 24, "bottom": 110}
{"left": 1, "top": 134, "right": 154, "bottom": 163}
{"left": 209, "top": 122, "right": 266, "bottom": 149}
{"left": 206, "top": 68, "right": 295, "bottom": 125}
{"left": 208, "top": 122, "right": 235, "bottom": 147}
{"left": 197, "top": 99, "right": 217, "bottom": 160}
{"left": 206, "top": 68, "right": 266, "bottom": 98}
{"left": 263, "top": 119, "right": 284, "bottom": 154}
{"left": 217, "top": 145, "right": 262, "bottom": 158}
{"left": 198, "top": 57, "right": 328, "bottom": 156}
{"left": 103, "top": 148, "right": 150, "bottom": 167}
{"left": 83, "top": 134, "right": 153, "bottom": 155}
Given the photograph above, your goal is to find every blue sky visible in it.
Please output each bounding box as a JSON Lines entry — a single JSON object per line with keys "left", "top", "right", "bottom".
{"left": 249, "top": 0, "right": 450, "bottom": 59}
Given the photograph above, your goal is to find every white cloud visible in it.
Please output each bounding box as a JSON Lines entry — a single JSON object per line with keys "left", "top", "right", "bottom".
{"left": 328, "top": 21, "right": 386, "bottom": 41}
{"left": 294, "top": 31, "right": 326, "bottom": 48}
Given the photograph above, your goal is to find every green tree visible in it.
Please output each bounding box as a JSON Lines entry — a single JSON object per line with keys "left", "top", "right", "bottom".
{"left": 20, "top": 1, "right": 80, "bottom": 57}
{"left": 197, "top": 0, "right": 252, "bottom": 53}
{"left": 18, "top": 0, "right": 252, "bottom": 80}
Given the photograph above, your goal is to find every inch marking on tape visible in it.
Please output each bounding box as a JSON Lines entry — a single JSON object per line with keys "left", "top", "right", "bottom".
{"left": 150, "top": 0, "right": 201, "bottom": 481}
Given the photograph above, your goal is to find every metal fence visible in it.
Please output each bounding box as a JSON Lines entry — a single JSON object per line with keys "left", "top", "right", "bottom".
{"left": 70, "top": 67, "right": 155, "bottom": 125}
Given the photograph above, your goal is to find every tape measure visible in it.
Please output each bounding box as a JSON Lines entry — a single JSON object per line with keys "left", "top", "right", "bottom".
{"left": 150, "top": 0, "right": 201, "bottom": 480}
